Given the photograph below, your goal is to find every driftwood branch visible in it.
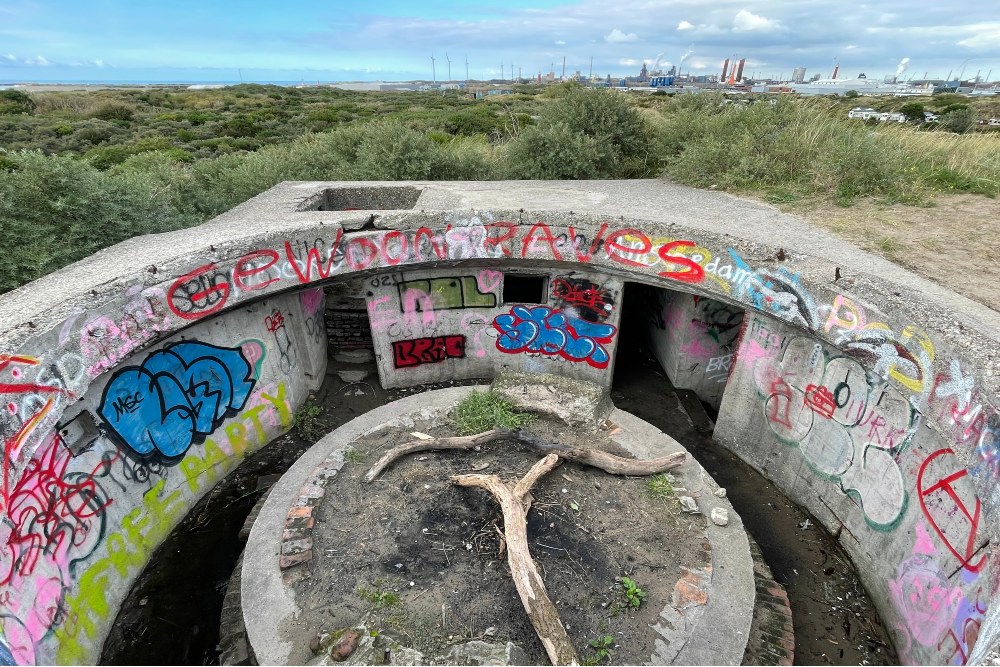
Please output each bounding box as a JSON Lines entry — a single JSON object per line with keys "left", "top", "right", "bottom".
{"left": 454, "top": 454, "right": 578, "bottom": 666}
{"left": 364, "top": 426, "right": 689, "bottom": 665}
{"left": 364, "top": 428, "right": 685, "bottom": 483}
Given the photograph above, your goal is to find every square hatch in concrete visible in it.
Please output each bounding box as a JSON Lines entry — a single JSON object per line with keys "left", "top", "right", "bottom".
{"left": 302, "top": 185, "right": 423, "bottom": 211}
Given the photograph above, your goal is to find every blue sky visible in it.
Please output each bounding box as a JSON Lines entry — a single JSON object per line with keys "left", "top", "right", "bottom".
{"left": 2, "top": 0, "right": 999, "bottom": 83}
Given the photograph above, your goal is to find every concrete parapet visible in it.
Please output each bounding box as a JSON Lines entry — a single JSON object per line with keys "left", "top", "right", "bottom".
{"left": 0, "top": 180, "right": 997, "bottom": 664}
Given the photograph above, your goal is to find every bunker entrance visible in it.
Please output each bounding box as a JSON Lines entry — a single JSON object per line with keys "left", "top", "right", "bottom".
{"left": 612, "top": 281, "right": 897, "bottom": 665}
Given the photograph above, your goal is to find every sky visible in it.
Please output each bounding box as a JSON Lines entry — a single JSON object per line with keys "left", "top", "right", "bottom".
{"left": 1, "top": 0, "right": 999, "bottom": 84}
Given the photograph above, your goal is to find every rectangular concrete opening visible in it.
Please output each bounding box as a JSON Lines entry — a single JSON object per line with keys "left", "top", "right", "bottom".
{"left": 303, "top": 186, "right": 423, "bottom": 211}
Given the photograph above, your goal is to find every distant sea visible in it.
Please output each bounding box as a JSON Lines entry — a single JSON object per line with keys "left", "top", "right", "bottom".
{"left": 0, "top": 80, "right": 400, "bottom": 87}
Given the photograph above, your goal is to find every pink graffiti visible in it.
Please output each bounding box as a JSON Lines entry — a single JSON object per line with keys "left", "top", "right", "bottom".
{"left": 476, "top": 270, "right": 502, "bottom": 294}
{"left": 823, "top": 294, "right": 867, "bottom": 335}
{"left": 239, "top": 340, "right": 267, "bottom": 379}
{"left": 889, "top": 523, "right": 964, "bottom": 648}
{"left": 299, "top": 287, "right": 324, "bottom": 317}
{"left": 679, "top": 338, "right": 717, "bottom": 362}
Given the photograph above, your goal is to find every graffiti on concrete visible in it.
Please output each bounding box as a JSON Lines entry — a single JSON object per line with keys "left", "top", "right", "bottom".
{"left": 392, "top": 335, "right": 467, "bottom": 369}
{"left": 98, "top": 342, "right": 256, "bottom": 460}
{"left": 265, "top": 309, "right": 296, "bottom": 373}
{"left": 917, "top": 448, "right": 986, "bottom": 573}
{"left": 398, "top": 276, "right": 496, "bottom": 312}
{"left": 889, "top": 523, "right": 964, "bottom": 649}
{"left": 493, "top": 305, "right": 617, "bottom": 369}
{"left": 550, "top": 278, "right": 615, "bottom": 322}
{"left": 0, "top": 433, "right": 114, "bottom": 665}
{"left": 751, "top": 332, "right": 917, "bottom": 528}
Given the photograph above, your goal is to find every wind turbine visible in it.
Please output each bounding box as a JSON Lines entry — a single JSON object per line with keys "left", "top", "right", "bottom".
{"left": 431, "top": 53, "right": 436, "bottom": 82}
{"left": 446, "top": 53, "right": 452, "bottom": 81}
{"left": 465, "top": 55, "right": 469, "bottom": 82}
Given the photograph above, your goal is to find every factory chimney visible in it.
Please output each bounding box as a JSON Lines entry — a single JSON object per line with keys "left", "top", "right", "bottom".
{"left": 735, "top": 58, "right": 746, "bottom": 81}
{"left": 721, "top": 58, "right": 730, "bottom": 82}
{"left": 831, "top": 63, "right": 839, "bottom": 79}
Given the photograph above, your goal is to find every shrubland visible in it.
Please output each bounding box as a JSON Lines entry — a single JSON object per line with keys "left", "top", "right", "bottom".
{"left": 1, "top": 83, "right": 998, "bottom": 293}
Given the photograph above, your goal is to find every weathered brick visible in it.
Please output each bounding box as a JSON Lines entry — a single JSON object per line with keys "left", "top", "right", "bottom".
{"left": 285, "top": 515, "right": 315, "bottom": 531}
{"left": 287, "top": 505, "right": 312, "bottom": 519}
{"left": 281, "top": 537, "right": 313, "bottom": 555}
{"left": 279, "top": 550, "right": 313, "bottom": 570}
{"left": 282, "top": 527, "right": 310, "bottom": 542}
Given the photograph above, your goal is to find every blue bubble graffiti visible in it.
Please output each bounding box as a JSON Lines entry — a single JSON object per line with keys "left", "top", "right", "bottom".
{"left": 98, "top": 341, "right": 256, "bottom": 460}
{"left": 493, "top": 305, "right": 617, "bottom": 369}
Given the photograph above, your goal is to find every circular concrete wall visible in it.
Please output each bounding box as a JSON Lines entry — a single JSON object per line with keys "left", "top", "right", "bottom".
{"left": 0, "top": 180, "right": 997, "bottom": 664}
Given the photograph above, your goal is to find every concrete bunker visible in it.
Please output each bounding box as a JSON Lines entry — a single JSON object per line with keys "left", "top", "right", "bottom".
{"left": 0, "top": 180, "right": 997, "bottom": 665}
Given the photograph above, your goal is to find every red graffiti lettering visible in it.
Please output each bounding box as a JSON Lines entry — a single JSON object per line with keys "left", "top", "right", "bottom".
{"left": 345, "top": 237, "right": 379, "bottom": 271}
{"left": 166, "top": 263, "right": 231, "bottom": 321}
{"left": 380, "top": 230, "right": 408, "bottom": 266}
{"left": 233, "top": 249, "right": 280, "bottom": 292}
{"left": 392, "top": 335, "right": 466, "bottom": 369}
{"left": 918, "top": 448, "right": 986, "bottom": 573}
{"left": 0, "top": 356, "right": 71, "bottom": 398}
{"left": 520, "top": 222, "right": 563, "bottom": 260}
{"left": 604, "top": 228, "right": 649, "bottom": 267}
{"left": 657, "top": 240, "right": 705, "bottom": 283}
{"left": 413, "top": 227, "right": 447, "bottom": 261}
{"left": 767, "top": 376, "right": 793, "bottom": 428}
{"left": 264, "top": 311, "right": 285, "bottom": 333}
{"left": 804, "top": 384, "right": 836, "bottom": 419}
{"left": 483, "top": 221, "right": 517, "bottom": 257}
{"left": 284, "top": 229, "right": 344, "bottom": 283}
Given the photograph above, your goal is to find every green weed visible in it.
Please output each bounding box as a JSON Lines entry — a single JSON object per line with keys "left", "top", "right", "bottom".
{"left": 356, "top": 583, "right": 401, "bottom": 609}
{"left": 583, "top": 635, "right": 615, "bottom": 664}
{"left": 645, "top": 473, "right": 676, "bottom": 500}
{"left": 450, "top": 390, "right": 534, "bottom": 435}
{"left": 293, "top": 402, "right": 326, "bottom": 442}
{"left": 620, "top": 577, "right": 647, "bottom": 609}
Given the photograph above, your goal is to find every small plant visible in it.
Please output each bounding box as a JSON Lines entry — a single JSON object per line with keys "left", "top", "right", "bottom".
{"left": 645, "top": 473, "right": 675, "bottom": 500}
{"left": 344, "top": 447, "right": 364, "bottom": 464}
{"left": 450, "top": 390, "right": 534, "bottom": 435}
{"left": 620, "top": 577, "right": 647, "bottom": 609}
{"left": 293, "top": 401, "right": 326, "bottom": 442}
{"left": 584, "top": 635, "right": 615, "bottom": 664}
{"left": 357, "top": 583, "right": 401, "bottom": 609}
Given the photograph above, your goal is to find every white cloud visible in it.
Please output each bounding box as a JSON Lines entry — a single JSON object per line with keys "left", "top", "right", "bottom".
{"left": 3, "top": 53, "right": 15, "bottom": 62}
{"left": 555, "top": 40, "right": 566, "bottom": 45}
{"left": 958, "top": 27, "right": 1000, "bottom": 48}
{"left": 605, "top": 28, "right": 637, "bottom": 43}
{"left": 677, "top": 20, "right": 694, "bottom": 31}
{"left": 619, "top": 58, "right": 638, "bottom": 66}
{"left": 23, "top": 55, "right": 51, "bottom": 66}
{"left": 733, "top": 9, "right": 779, "bottom": 32}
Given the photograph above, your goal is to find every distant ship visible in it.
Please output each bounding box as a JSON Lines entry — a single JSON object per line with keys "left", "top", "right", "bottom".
{"left": 788, "top": 73, "right": 931, "bottom": 97}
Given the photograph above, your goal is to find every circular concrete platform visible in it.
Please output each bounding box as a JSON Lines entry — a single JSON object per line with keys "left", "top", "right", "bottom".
{"left": 241, "top": 387, "right": 755, "bottom": 665}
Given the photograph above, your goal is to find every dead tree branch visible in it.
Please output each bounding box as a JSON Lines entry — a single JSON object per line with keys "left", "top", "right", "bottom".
{"left": 453, "top": 454, "right": 578, "bottom": 665}
{"left": 364, "top": 429, "right": 685, "bottom": 483}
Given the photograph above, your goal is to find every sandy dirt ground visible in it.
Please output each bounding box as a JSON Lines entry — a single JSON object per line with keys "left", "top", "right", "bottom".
{"left": 778, "top": 193, "right": 1000, "bottom": 314}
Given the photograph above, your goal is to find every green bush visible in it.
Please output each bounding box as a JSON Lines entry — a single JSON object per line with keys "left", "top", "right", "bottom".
{"left": 0, "top": 151, "right": 192, "bottom": 292}
{"left": 0, "top": 90, "right": 36, "bottom": 115}
{"left": 533, "top": 88, "right": 654, "bottom": 177}
{"left": 450, "top": 390, "right": 533, "bottom": 435}
{"left": 91, "top": 103, "right": 135, "bottom": 122}
{"left": 938, "top": 108, "right": 977, "bottom": 134}
{"left": 352, "top": 121, "right": 441, "bottom": 180}
{"left": 504, "top": 122, "right": 601, "bottom": 179}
